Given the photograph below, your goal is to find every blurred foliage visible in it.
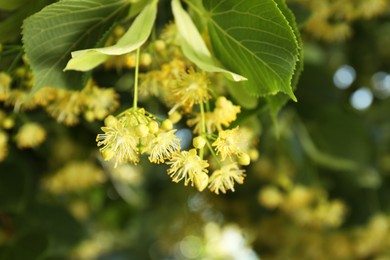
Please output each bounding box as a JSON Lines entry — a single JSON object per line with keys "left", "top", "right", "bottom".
{"left": 1, "top": 0, "right": 390, "bottom": 259}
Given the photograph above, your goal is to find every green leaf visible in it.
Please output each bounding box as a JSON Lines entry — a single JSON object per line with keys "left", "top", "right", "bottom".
{"left": 64, "top": 0, "right": 158, "bottom": 72}
{"left": 128, "top": 0, "right": 153, "bottom": 18}
{"left": 267, "top": 0, "right": 303, "bottom": 126}
{"left": 196, "top": 0, "right": 299, "bottom": 100}
{"left": 172, "top": 0, "right": 247, "bottom": 82}
{"left": 227, "top": 82, "right": 258, "bottom": 109}
{"left": 22, "top": 0, "right": 130, "bottom": 92}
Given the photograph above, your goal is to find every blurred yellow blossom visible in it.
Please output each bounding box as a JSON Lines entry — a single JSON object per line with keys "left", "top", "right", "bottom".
{"left": 0, "top": 130, "right": 8, "bottom": 161}
{"left": 46, "top": 90, "right": 84, "bottom": 125}
{"left": 0, "top": 72, "right": 11, "bottom": 101}
{"left": 82, "top": 81, "right": 119, "bottom": 122}
{"left": 258, "top": 185, "right": 284, "bottom": 209}
{"left": 43, "top": 161, "right": 106, "bottom": 194}
{"left": 15, "top": 122, "right": 46, "bottom": 149}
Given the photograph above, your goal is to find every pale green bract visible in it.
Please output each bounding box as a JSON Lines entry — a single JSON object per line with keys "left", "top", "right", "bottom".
{"left": 64, "top": 0, "right": 158, "bottom": 72}
{"left": 171, "top": 0, "right": 247, "bottom": 82}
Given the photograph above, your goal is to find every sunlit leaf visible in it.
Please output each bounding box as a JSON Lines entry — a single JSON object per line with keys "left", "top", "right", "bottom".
{"left": 195, "top": 0, "right": 299, "bottom": 100}
{"left": 267, "top": 0, "right": 303, "bottom": 123}
{"left": 172, "top": 0, "right": 247, "bottom": 82}
{"left": 64, "top": 0, "right": 158, "bottom": 72}
{"left": 22, "top": 0, "right": 130, "bottom": 92}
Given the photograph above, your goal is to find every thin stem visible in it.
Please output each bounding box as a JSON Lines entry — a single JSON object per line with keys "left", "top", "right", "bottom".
{"left": 199, "top": 102, "right": 206, "bottom": 159}
{"left": 133, "top": 47, "right": 141, "bottom": 109}
{"left": 7, "top": 50, "right": 23, "bottom": 73}
{"left": 200, "top": 102, "right": 206, "bottom": 134}
{"left": 205, "top": 140, "right": 222, "bottom": 168}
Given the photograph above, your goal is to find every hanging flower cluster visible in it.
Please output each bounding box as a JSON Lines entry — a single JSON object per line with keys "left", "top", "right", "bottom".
{"left": 97, "top": 108, "right": 180, "bottom": 167}
{"left": 95, "top": 24, "right": 259, "bottom": 194}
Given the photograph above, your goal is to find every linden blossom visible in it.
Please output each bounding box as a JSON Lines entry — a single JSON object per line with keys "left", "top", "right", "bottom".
{"left": 148, "top": 130, "right": 181, "bottom": 164}
{"left": 166, "top": 149, "right": 209, "bottom": 191}
{"left": 212, "top": 127, "right": 245, "bottom": 161}
{"left": 208, "top": 163, "right": 246, "bottom": 195}
{"left": 96, "top": 107, "right": 180, "bottom": 168}
{"left": 0, "top": 131, "right": 8, "bottom": 161}
{"left": 15, "top": 122, "right": 46, "bottom": 149}
{"left": 186, "top": 97, "right": 241, "bottom": 134}
{"left": 93, "top": 20, "right": 256, "bottom": 194}
{"left": 169, "top": 67, "right": 211, "bottom": 113}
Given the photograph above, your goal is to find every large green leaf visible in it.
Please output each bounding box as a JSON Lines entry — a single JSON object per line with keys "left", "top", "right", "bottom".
{"left": 192, "top": 0, "right": 299, "bottom": 100}
{"left": 171, "top": 0, "right": 246, "bottom": 82}
{"left": 22, "top": 0, "right": 130, "bottom": 92}
{"left": 64, "top": 0, "right": 158, "bottom": 72}
{"left": 267, "top": 0, "right": 303, "bottom": 124}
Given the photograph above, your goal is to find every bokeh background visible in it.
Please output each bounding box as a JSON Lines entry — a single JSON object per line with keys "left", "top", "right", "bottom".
{"left": 2, "top": 0, "right": 390, "bottom": 259}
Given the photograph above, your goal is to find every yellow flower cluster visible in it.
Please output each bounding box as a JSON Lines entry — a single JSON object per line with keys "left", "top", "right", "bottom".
{"left": 187, "top": 97, "right": 241, "bottom": 134}
{"left": 15, "top": 122, "right": 46, "bottom": 149}
{"left": 0, "top": 65, "right": 120, "bottom": 126}
{"left": 0, "top": 59, "right": 120, "bottom": 163}
{"left": 208, "top": 163, "right": 246, "bottom": 194}
{"left": 256, "top": 157, "right": 347, "bottom": 229}
{"left": 257, "top": 212, "right": 390, "bottom": 259}
{"left": 294, "top": 0, "right": 388, "bottom": 41}
{"left": 0, "top": 107, "right": 47, "bottom": 161}
{"left": 41, "top": 80, "right": 119, "bottom": 125}
{"left": 0, "top": 130, "right": 8, "bottom": 161}
{"left": 167, "top": 149, "right": 209, "bottom": 191}
{"left": 259, "top": 185, "right": 346, "bottom": 229}
{"left": 42, "top": 161, "right": 106, "bottom": 194}
{"left": 0, "top": 72, "right": 12, "bottom": 101}
{"left": 97, "top": 108, "right": 180, "bottom": 167}
{"left": 93, "top": 22, "right": 260, "bottom": 195}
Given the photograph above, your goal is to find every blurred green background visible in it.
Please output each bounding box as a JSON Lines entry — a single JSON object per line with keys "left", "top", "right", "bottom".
{"left": 2, "top": 0, "right": 390, "bottom": 259}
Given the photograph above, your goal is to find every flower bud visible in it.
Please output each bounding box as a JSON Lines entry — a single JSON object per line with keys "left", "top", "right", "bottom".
{"left": 136, "top": 124, "right": 149, "bottom": 137}
{"left": 194, "top": 172, "right": 209, "bottom": 192}
{"left": 148, "top": 121, "right": 159, "bottom": 134}
{"left": 154, "top": 40, "right": 166, "bottom": 52}
{"left": 238, "top": 153, "right": 250, "bottom": 166}
{"left": 249, "top": 149, "right": 259, "bottom": 161}
{"left": 193, "top": 136, "right": 206, "bottom": 149}
{"left": 215, "top": 96, "right": 228, "bottom": 108}
{"left": 2, "top": 117, "right": 14, "bottom": 129}
{"left": 104, "top": 115, "right": 118, "bottom": 127}
{"left": 84, "top": 110, "right": 95, "bottom": 122}
{"left": 169, "top": 111, "right": 182, "bottom": 124}
{"left": 140, "top": 53, "right": 152, "bottom": 67}
{"left": 114, "top": 26, "right": 125, "bottom": 37}
{"left": 161, "top": 119, "right": 173, "bottom": 130}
